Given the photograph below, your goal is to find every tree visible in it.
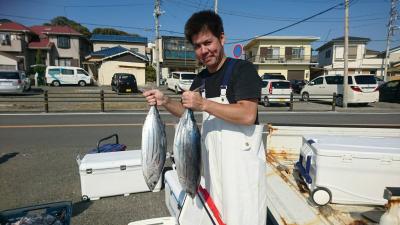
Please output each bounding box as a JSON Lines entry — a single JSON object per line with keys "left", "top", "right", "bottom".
{"left": 0, "top": 19, "right": 12, "bottom": 23}
{"left": 34, "top": 50, "right": 46, "bottom": 85}
{"left": 145, "top": 65, "right": 156, "bottom": 83}
{"left": 92, "top": 28, "right": 139, "bottom": 37}
{"left": 45, "top": 16, "right": 91, "bottom": 37}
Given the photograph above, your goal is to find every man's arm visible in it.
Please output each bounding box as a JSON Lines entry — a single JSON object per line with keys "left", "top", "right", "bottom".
{"left": 181, "top": 91, "right": 258, "bottom": 125}
{"left": 143, "top": 89, "right": 186, "bottom": 117}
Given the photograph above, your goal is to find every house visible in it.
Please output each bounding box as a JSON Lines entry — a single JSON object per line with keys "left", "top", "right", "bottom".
{"left": 153, "top": 36, "right": 198, "bottom": 80}
{"left": 90, "top": 34, "right": 147, "bottom": 55}
{"left": 316, "top": 36, "right": 384, "bottom": 77}
{"left": 0, "top": 21, "right": 33, "bottom": 71}
{"left": 378, "top": 45, "right": 400, "bottom": 78}
{"left": 84, "top": 46, "right": 148, "bottom": 86}
{"left": 29, "top": 25, "right": 90, "bottom": 68}
{"left": 243, "top": 36, "right": 319, "bottom": 80}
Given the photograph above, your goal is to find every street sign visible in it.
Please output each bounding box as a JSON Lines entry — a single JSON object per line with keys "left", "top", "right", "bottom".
{"left": 233, "top": 44, "right": 243, "bottom": 59}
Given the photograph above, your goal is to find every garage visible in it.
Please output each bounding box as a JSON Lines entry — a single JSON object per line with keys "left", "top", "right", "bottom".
{"left": 84, "top": 46, "right": 148, "bottom": 86}
{"left": 287, "top": 70, "right": 305, "bottom": 80}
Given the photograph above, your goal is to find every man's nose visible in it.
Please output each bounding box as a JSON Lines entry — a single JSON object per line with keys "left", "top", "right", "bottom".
{"left": 200, "top": 45, "right": 208, "bottom": 55}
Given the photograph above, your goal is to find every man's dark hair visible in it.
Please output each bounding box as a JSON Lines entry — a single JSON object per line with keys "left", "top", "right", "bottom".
{"left": 184, "top": 10, "right": 224, "bottom": 45}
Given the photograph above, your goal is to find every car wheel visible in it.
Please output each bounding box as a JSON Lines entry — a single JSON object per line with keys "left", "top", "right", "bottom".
{"left": 263, "top": 96, "right": 269, "bottom": 107}
{"left": 336, "top": 95, "right": 343, "bottom": 107}
{"left": 52, "top": 80, "right": 61, "bottom": 87}
{"left": 302, "top": 92, "right": 309, "bottom": 102}
{"left": 78, "top": 80, "right": 86, "bottom": 87}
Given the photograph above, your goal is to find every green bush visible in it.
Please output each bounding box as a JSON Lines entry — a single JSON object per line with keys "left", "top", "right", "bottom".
{"left": 145, "top": 65, "right": 156, "bottom": 83}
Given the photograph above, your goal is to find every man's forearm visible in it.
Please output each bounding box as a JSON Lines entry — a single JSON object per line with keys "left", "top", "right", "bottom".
{"left": 163, "top": 96, "right": 186, "bottom": 118}
{"left": 202, "top": 99, "right": 258, "bottom": 125}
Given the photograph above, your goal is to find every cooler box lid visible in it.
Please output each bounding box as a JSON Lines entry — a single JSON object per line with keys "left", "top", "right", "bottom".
{"left": 79, "top": 150, "right": 142, "bottom": 171}
{"left": 303, "top": 135, "right": 400, "bottom": 160}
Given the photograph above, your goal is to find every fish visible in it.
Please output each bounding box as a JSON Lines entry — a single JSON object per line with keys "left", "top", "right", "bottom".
{"left": 142, "top": 105, "right": 167, "bottom": 191}
{"left": 173, "top": 108, "right": 201, "bottom": 198}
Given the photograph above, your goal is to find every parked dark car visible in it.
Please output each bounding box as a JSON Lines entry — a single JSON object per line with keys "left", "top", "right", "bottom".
{"left": 289, "top": 79, "right": 308, "bottom": 94}
{"left": 378, "top": 80, "right": 400, "bottom": 103}
{"left": 261, "top": 73, "right": 286, "bottom": 80}
{"left": 111, "top": 73, "right": 139, "bottom": 94}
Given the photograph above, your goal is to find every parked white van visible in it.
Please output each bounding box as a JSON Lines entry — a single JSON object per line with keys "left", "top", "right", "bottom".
{"left": 301, "top": 74, "right": 379, "bottom": 106}
{"left": 166, "top": 71, "right": 196, "bottom": 94}
{"left": 46, "top": 66, "right": 91, "bottom": 86}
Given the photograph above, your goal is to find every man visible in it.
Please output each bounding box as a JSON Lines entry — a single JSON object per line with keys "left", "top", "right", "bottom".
{"left": 144, "top": 10, "right": 266, "bottom": 225}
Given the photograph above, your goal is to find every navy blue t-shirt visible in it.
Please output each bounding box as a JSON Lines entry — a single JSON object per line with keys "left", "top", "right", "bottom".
{"left": 190, "top": 57, "right": 262, "bottom": 123}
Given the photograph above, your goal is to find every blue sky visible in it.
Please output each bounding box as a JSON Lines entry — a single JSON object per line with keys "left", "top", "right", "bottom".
{"left": 0, "top": 0, "right": 395, "bottom": 57}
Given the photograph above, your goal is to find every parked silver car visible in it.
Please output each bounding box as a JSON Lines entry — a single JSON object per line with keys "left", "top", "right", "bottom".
{"left": 0, "top": 70, "right": 30, "bottom": 94}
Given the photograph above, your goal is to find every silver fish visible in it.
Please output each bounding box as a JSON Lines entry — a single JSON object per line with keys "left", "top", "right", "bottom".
{"left": 173, "top": 109, "right": 201, "bottom": 198}
{"left": 142, "top": 105, "right": 167, "bottom": 191}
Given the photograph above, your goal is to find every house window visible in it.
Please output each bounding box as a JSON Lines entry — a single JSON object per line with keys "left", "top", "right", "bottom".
{"left": 57, "top": 36, "right": 70, "bottom": 49}
{"left": 325, "top": 50, "right": 331, "bottom": 58}
{"left": 57, "top": 58, "right": 72, "bottom": 66}
{"left": 291, "top": 47, "right": 304, "bottom": 59}
{"left": 335, "top": 46, "right": 357, "bottom": 59}
{"left": 0, "top": 33, "right": 11, "bottom": 45}
{"left": 348, "top": 46, "right": 357, "bottom": 59}
{"left": 266, "top": 47, "right": 280, "bottom": 59}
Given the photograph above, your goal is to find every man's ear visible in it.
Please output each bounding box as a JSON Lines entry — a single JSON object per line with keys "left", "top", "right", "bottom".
{"left": 220, "top": 32, "right": 225, "bottom": 45}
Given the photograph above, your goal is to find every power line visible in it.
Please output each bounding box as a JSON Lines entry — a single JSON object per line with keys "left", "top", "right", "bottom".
{"left": 226, "top": 0, "right": 355, "bottom": 45}
{"left": 166, "top": 0, "right": 377, "bottom": 23}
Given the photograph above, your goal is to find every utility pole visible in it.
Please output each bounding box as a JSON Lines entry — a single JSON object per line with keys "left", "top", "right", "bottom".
{"left": 154, "top": 0, "right": 161, "bottom": 87}
{"left": 343, "top": 0, "right": 349, "bottom": 108}
{"left": 214, "top": 0, "right": 218, "bottom": 14}
{"left": 382, "top": 0, "right": 398, "bottom": 81}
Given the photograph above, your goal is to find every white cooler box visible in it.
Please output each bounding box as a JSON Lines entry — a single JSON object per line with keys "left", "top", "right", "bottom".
{"left": 77, "top": 150, "right": 161, "bottom": 201}
{"left": 296, "top": 135, "right": 400, "bottom": 206}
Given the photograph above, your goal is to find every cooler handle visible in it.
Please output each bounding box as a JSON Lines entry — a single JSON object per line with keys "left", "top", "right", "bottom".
{"left": 96, "top": 133, "right": 119, "bottom": 152}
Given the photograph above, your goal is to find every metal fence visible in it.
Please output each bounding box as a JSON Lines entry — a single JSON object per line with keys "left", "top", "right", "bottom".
{"left": 0, "top": 90, "right": 339, "bottom": 113}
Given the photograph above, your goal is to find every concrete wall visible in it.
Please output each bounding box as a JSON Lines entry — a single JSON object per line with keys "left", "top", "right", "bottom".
{"left": 98, "top": 61, "right": 146, "bottom": 86}
{"left": 257, "top": 65, "right": 310, "bottom": 80}
{"left": 0, "top": 53, "right": 17, "bottom": 70}
{"left": 93, "top": 42, "right": 146, "bottom": 55}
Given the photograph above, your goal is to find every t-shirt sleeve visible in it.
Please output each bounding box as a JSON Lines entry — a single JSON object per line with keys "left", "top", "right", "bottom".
{"left": 231, "top": 60, "right": 262, "bottom": 101}
{"left": 190, "top": 74, "right": 203, "bottom": 91}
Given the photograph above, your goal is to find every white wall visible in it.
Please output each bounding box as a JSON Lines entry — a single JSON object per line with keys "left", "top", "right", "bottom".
{"left": 98, "top": 61, "right": 146, "bottom": 86}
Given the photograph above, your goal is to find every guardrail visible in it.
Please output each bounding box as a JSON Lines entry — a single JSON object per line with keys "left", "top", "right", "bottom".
{"left": 0, "top": 91, "right": 339, "bottom": 113}
{"left": 0, "top": 90, "right": 182, "bottom": 113}
{"left": 262, "top": 92, "right": 338, "bottom": 111}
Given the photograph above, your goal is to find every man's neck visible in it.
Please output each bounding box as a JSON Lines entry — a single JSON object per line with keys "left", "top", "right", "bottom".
{"left": 207, "top": 55, "right": 227, "bottom": 73}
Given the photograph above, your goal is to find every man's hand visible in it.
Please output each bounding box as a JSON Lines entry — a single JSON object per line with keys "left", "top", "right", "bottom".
{"left": 181, "top": 91, "right": 206, "bottom": 111}
{"left": 143, "top": 89, "right": 169, "bottom": 106}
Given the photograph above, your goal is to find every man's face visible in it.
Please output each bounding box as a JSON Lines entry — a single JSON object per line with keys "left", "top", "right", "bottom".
{"left": 192, "top": 29, "right": 225, "bottom": 71}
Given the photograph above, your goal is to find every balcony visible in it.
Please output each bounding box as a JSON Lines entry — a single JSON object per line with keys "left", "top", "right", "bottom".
{"left": 163, "top": 50, "right": 196, "bottom": 60}
{"left": 246, "top": 55, "right": 314, "bottom": 65}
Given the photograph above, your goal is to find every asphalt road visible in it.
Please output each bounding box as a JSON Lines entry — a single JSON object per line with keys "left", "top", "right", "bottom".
{"left": 0, "top": 112, "right": 400, "bottom": 224}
